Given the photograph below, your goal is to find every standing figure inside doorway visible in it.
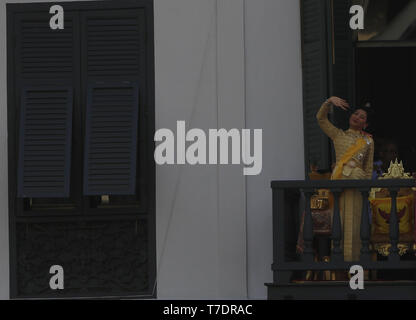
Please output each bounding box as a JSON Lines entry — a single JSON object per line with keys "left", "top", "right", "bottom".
{"left": 316, "top": 96, "right": 374, "bottom": 261}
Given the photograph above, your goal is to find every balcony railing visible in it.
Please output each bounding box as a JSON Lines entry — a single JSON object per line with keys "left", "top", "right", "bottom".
{"left": 267, "top": 179, "right": 416, "bottom": 299}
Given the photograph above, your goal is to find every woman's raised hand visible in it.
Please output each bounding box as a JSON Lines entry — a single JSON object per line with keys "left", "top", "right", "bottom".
{"left": 327, "top": 96, "right": 350, "bottom": 111}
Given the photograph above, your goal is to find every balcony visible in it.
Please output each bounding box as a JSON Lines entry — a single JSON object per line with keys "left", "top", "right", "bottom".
{"left": 266, "top": 179, "right": 416, "bottom": 300}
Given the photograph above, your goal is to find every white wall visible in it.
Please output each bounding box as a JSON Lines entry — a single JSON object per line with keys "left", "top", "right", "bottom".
{"left": 154, "top": 0, "right": 247, "bottom": 299}
{"left": 155, "top": 0, "right": 304, "bottom": 299}
{"left": 244, "top": 0, "right": 304, "bottom": 299}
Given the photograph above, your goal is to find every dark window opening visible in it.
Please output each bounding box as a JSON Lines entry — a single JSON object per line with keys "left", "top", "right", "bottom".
{"left": 356, "top": 47, "right": 416, "bottom": 173}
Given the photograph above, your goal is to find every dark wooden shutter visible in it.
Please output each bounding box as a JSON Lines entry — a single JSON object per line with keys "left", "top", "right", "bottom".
{"left": 82, "top": 9, "right": 143, "bottom": 196}
{"left": 15, "top": 11, "right": 77, "bottom": 81}
{"left": 330, "top": 0, "right": 354, "bottom": 130}
{"left": 14, "top": 11, "right": 78, "bottom": 198}
{"left": 85, "top": 14, "right": 141, "bottom": 78}
{"left": 17, "top": 87, "right": 73, "bottom": 198}
{"left": 83, "top": 82, "right": 139, "bottom": 195}
{"left": 82, "top": 9, "right": 143, "bottom": 81}
{"left": 301, "top": 0, "right": 331, "bottom": 171}
{"left": 301, "top": 0, "right": 355, "bottom": 172}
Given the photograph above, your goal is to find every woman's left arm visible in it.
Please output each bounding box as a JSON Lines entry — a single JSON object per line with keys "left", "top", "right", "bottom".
{"left": 364, "top": 139, "right": 375, "bottom": 179}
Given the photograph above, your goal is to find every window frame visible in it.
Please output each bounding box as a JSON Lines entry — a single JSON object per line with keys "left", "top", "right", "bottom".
{"left": 7, "top": 0, "right": 156, "bottom": 299}
{"left": 8, "top": 0, "right": 155, "bottom": 218}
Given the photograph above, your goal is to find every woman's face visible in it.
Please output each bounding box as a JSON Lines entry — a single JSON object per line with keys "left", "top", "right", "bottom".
{"left": 349, "top": 109, "right": 367, "bottom": 131}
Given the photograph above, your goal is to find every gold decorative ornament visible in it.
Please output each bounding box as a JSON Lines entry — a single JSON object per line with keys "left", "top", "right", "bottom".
{"left": 369, "top": 158, "right": 414, "bottom": 199}
{"left": 369, "top": 159, "right": 415, "bottom": 257}
{"left": 310, "top": 189, "right": 330, "bottom": 210}
{"left": 373, "top": 243, "right": 410, "bottom": 257}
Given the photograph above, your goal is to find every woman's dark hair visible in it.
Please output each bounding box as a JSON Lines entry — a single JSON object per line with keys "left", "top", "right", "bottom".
{"left": 350, "top": 102, "right": 374, "bottom": 124}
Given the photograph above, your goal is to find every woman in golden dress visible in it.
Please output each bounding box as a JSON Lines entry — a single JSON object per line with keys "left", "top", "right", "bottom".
{"left": 317, "top": 96, "right": 374, "bottom": 261}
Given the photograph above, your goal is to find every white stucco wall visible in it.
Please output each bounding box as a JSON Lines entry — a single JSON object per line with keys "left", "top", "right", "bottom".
{"left": 155, "top": 0, "right": 304, "bottom": 299}
{"left": 154, "top": 0, "right": 247, "bottom": 299}
{"left": 0, "top": 0, "right": 304, "bottom": 299}
{"left": 244, "top": 0, "right": 304, "bottom": 299}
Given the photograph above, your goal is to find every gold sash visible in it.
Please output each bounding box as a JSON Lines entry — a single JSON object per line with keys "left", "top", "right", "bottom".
{"left": 332, "top": 138, "right": 366, "bottom": 180}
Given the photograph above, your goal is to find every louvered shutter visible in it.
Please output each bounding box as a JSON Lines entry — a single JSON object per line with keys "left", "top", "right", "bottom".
{"left": 301, "top": 0, "right": 331, "bottom": 171}
{"left": 331, "top": 0, "right": 354, "bottom": 130}
{"left": 82, "top": 9, "right": 143, "bottom": 80}
{"left": 83, "top": 82, "right": 139, "bottom": 195}
{"left": 14, "top": 11, "right": 77, "bottom": 198}
{"left": 17, "top": 87, "right": 73, "bottom": 198}
{"left": 82, "top": 10, "right": 142, "bottom": 196}
{"left": 15, "top": 11, "right": 77, "bottom": 81}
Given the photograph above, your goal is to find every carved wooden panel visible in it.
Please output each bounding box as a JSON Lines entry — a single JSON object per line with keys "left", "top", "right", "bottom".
{"left": 16, "top": 219, "right": 150, "bottom": 297}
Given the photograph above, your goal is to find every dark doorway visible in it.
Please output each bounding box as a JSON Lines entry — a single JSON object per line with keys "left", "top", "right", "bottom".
{"left": 356, "top": 47, "right": 416, "bottom": 173}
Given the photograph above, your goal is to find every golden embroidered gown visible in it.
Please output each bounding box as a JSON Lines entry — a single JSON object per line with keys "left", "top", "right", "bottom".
{"left": 316, "top": 101, "right": 374, "bottom": 261}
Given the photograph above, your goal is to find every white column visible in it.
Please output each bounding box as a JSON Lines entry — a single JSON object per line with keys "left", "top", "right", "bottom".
{"left": 244, "top": 0, "right": 304, "bottom": 299}
{"left": 216, "top": 0, "right": 247, "bottom": 299}
{"left": 154, "top": 0, "right": 247, "bottom": 299}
